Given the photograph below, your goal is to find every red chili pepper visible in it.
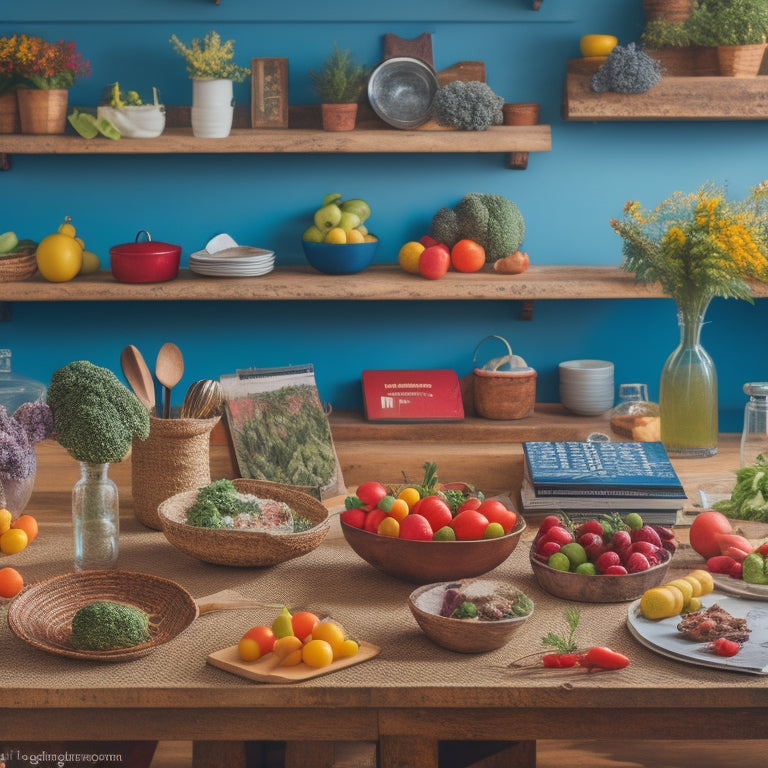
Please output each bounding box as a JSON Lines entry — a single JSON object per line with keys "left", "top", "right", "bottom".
{"left": 709, "top": 637, "right": 740, "bottom": 657}
{"left": 577, "top": 647, "right": 630, "bottom": 671}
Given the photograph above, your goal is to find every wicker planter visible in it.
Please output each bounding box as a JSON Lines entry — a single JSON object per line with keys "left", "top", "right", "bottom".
{"left": 17, "top": 88, "right": 68, "bottom": 134}
{"left": 0, "top": 90, "right": 20, "bottom": 133}
{"left": 0, "top": 249, "right": 37, "bottom": 282}
{"left": 717, "top": 43, "right": 767, "bottom": 77}
{"left": 642, "top": 0, "right": 692, "bottom": 23}
{"left": 692, "top": 46, "right": 720, "bottom": 75}
{"left": 645, "top": 48, "right": 697, "bottom": 76}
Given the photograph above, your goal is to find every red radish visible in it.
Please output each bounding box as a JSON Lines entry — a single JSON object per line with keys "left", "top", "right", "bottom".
{"left": 604, "top": 564, "right": 629, "bottom": 575}
{"left": 539, "top": 515, "right": 563, "bottom": 534}
{"left": 539, "top": 525, "right": 574, "bottom": 547}
{"left": 575, "top": 520, "right": 604, "bottom": 538}
{"left": 630, "top": 525, "right": 663, "bottom": 548}
{"left": 627, "top": 540, "right": 658, "bottom": 559}
{"left": 689, "top": 510, "right": 733, "bottom": 559}
{"left": 625, "top": 552, "right": 651, "bottom": 573}
{"left": 596, "top": 550, "right": 621, "bottom": 573}
{"left": 609, "top": 530, "right": 632, "bottom": 553}
{"left": 537, "top": 540, "right": 562, "bottom": 558}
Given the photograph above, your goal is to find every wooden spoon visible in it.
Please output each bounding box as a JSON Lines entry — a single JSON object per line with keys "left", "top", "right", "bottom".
{"left": 155, "top": 342, "right": 184, "bottom": 418}
{"left": 120, "top": 345, "right": 156, "bottom": 413}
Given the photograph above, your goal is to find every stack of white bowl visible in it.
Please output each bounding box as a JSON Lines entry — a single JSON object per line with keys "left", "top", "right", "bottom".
{"left": 559, "top": 359, "right": 614, "bottom": 416}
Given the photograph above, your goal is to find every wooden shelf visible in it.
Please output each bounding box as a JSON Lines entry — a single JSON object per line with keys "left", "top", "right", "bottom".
{"left": 563, "top": 58, "right": 768, "bottom": 121}
{"left": 0, "top": 124, "right": 551, "bottom": 157}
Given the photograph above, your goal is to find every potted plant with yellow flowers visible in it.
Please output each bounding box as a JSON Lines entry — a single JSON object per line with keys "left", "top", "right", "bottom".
{"left": 611, "top": 181, "right": 768, "bottom": 458}
{"left": 170, "top": 30, "right": 251, "bottom": 138}
{"left": 13, "top": 35, "right": 89, "bottom": 134}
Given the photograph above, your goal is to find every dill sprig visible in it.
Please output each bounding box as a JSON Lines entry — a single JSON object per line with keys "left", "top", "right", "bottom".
{"left": 541, "top": 607, "right": 581, "bottom": 654}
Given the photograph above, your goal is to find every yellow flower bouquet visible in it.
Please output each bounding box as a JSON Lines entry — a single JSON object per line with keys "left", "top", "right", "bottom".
{"left": 169, "top": 30, "right": 250, "bottom": 82}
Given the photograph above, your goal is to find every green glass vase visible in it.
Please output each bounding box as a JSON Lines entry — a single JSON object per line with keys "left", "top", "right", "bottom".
{"left": 659, "top": 298, "right": 718, "bottom": 457}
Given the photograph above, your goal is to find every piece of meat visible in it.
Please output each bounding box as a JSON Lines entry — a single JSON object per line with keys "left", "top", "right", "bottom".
{"left": 677, "top": 603, "right": 751, "bottom": 643}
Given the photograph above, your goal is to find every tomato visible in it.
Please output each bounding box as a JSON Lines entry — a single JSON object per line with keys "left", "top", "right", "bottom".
{"left": 355, "top": 481, "right": 387, "bottom": 509}
{"left": 449, "top": 509, "right": 490, "bottom": 541}
{"left": 450, "top": 239, "right": 486, "bottom": 273}
{"left": 457, "top": 497, "right": 482, "bottom": 513}
{"left": 36, "top": 232, "right": 83, "bottom": 282}
{"left": 291, "top": 611, "right": 320, "bottom": 642}
{"left": 241, "top": 624, "right": 276, "bottom": 656}
{"left": 363, "top": 508, "right": 387, "bottom": 533}
{"left": 476, "top": 499, "right": 516, "bottom": 534}
{"left": 0, "top": 566, "right": 24, "bottom": 598}
{"left": 418, "top": 244, "right": 450, "bottom": 280}
{"left": 413, "top": 496, "right": 452, "bottom": 533}
{"left": 689, "top": 510, "right": 733, "bottom": 559}
{"left": 340, "top": 508, "right": 366, "bottom": 529}
{"left": 399, "top": 513, "right": 433, "bottom": 541}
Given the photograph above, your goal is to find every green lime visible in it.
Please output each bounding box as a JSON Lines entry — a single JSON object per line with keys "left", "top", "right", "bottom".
{"left": 548, "top": 552, "right": 571, "bottom": 572}
{"left": 575, "top": 562, "right": 597, "bottom": 575}
{"left": 624, "top": 512, "right": 643, "bottom": 530}
{"left": 377, "top": 495, "right": 396, "bottom": 513}
{"left": 742, "top": 553, "right": 768, "bottom": 584}
{"left": 559, "top": 542, "right": 588, "bottom": 569}
{"left": 483, "top": 522, "right": 505, "bottom": 539}
{"left": 433, "top": 525, "right": 456, "bottom": 541}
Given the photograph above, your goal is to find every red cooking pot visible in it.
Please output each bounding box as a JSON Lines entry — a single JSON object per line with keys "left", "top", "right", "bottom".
{"left": 110, "top": 230, "right": 181, "bottom": 283}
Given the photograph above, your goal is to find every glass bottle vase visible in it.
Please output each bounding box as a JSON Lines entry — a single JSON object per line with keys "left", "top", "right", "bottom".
{"left": 659, "top": 300, "right": 718, "bottom": 458}
{"left": 72, "top": 462, "right": 119, "bottom": 570}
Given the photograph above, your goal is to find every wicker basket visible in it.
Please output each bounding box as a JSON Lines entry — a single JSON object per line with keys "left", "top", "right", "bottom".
{"left": 0, "top": 249, "right": 37, "bottom": 282}
{"left": 158, "top": 478, "right": 331, "bottom": 567}
{"left": 7, "top": 569, "right": 197, "bottom": 661}
{"left": 472, "top": 335, "right": 536, "bottom": 420}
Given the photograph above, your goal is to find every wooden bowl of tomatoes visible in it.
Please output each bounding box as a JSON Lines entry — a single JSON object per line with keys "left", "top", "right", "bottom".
{"left": 340, "top": 492, "right": 526, "bottom": 584}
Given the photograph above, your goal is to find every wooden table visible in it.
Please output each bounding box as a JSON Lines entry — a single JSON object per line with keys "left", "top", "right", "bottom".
{"left": 3, "top": 436, "right": 767, "bottom": 768}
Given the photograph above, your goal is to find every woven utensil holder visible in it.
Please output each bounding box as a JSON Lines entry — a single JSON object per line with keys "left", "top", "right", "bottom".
{"left": 0, "top": 249, "right": 37, "bottom": 282}
{"left": 131, "top": 414, "right": 220, "bottom": 530}
{"left": 472, "top": 335, "right": 536, "bottom": 420}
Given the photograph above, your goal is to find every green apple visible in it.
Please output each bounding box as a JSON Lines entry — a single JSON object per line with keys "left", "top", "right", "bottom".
{"left": 338, "top": 211, "right": 361, "bottom": 231}
{"left": 340, "top": 198, "right": 370, "bottom": 224}
{"left": 314, "top": 203, "right": 342, "bottom": 231}
{"left": 302, "top": 225, "right": 325, "bottom": 243}
{"left": 322, "top": 193, "right": 342, "bottom": 206}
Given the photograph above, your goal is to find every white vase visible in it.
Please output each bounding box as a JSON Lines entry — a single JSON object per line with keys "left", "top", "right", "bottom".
{"left": 191, "top": 79, "right": 234, "bottom": 138}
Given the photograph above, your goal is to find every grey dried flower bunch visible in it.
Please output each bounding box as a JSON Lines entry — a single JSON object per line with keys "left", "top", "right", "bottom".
{"left": 591, "top": 43, "right": 662, "bottom": 94}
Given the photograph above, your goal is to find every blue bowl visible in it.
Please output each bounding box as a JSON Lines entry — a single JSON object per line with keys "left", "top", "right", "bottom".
{"left": 302, "top": 240, "right": 378, "bottom": 275}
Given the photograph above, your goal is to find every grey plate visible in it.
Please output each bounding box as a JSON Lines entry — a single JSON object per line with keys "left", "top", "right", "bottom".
{"left": 367, "top": 57, "right": 439, "bottom": 129}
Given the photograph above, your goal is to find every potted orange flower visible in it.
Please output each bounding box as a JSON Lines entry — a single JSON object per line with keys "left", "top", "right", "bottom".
{"left": 14, "top": 34, "right": 90, "bottom": 134}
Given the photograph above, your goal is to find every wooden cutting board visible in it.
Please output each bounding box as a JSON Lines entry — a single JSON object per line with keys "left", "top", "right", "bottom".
{"left": 207, "top": 641, "right": 381, "bottom": 684}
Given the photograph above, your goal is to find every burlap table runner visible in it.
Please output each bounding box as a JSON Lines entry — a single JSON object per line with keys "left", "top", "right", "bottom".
{"left": 2, "top": 506, "right": 765, "bottom": 695}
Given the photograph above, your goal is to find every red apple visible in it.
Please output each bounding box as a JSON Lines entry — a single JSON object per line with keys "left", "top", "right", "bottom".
{"left": 418, "top": 244, "right": 450, "bottom": 280}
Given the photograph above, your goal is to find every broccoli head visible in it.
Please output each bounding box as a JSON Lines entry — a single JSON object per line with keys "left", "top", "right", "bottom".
{"left": 71, "top": 600, "right": 151, "bottom": 650}
{"left": 430, "top": 80, "right": 504, "bottom": 131}
{"left": 429, "top": 192, "right": 526, "bottom": 262}
{"left": 47, "top": 360, "right": 150, "bottom": 464}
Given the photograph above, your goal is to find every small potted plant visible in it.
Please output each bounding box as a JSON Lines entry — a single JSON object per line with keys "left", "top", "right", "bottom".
{"left": 170, "top": 30, "right": 251, "bottom": 138}
{"left": 309, "top": 43, "right": 368, "bottom": 131}
{"left": 640, "top": 19, "right": 696, "bottom": 74}
{"left": 687, "top": 0, "right": 768, "bottom": 76}
{"left": 96, "top": 82, "right": 166, "bottom": 139}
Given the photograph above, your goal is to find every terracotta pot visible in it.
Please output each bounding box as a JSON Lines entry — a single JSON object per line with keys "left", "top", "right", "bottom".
{"left": 717, "top": 44, "right": 767, "bottom": 77}
{"left": 321, "top": 103, "right": 358, "bottom": 131}
{"left": 0, "top": 90, "right": 20, "bottom": 133}
{"left": 502, "top": 102, "right": 540, "bottom": 126}
{"left": 642, "top": 0, "right": 692, "bottom": 23}
{"left": 17, "top": 88, "right": 68, "bottom": 134}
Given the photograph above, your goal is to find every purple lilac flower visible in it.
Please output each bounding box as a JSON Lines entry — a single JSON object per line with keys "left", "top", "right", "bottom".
{"left": 0, "top": 405, "right": 36, "bottom": 480}
{"left": 12, "top": 401, "right": 54, "bottom": 444}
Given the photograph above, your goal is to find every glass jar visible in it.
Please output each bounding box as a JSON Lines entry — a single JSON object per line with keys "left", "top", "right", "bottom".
{"left": 610, "top": 383, "right": 661, "bottom": 442}
{"left": 0, "top": 349, "right": 47, "bottom": 414}
{"left": 72, "top": 462, "right": 119, "bottom": 570}
{"left": 740, "top": 382, "right": 768, "bottom": 468}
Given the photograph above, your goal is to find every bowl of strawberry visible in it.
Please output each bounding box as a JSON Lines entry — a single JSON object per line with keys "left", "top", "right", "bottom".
{"left": 529, "top": 513, "right": 676, "bottom": 603}
{"left": 339, "top": 479, "right": 526, "bottom": 584}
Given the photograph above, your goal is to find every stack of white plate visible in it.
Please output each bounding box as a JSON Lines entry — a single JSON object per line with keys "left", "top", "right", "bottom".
{"left": 189, "top": 245, "right": 275, "bottom": 278}
{"left": 559, "top": 359, "right": 614, "bottom": 416}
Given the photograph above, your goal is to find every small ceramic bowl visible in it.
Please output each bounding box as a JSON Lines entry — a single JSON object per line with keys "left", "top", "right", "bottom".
{"left": 340, "top": 515, "right": 526, "bottom": 584}
{"left": 408, "top": 579, "right": 534, "bottom": 653}
{"left": 302, "top": 240, "right": 378, "bottom": 275}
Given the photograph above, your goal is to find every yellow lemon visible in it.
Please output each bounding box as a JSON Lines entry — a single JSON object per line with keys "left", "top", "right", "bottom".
{"left": 324, "top": 227, "right": 347, "bottom": 244}
{"left": 0, "top": 528, "right": 29, "bottom": 555}
{"left": 345, "top": 228, "right": 365, "bottom": 244}
{"left": 665, "top": 578, "right": 694, "bottom": 605}
{"left": 683, "top": 574, "right": 703, "bottom": 598}
{"left": 687, "top": 569, "right": 714, "bottom": 595}
{"left": 639, "top": 586, "right": 679, "bottom": 620}
{"left": 663, "top": 583, "right": 685, "bottom": 615}
{"left": 36, "top": 233, "right": 83, "bottom": 282}
{"left": 398, "top": 241, "right": 425, "bottom": 274}
{"left": 0, "top": 508, "right": 12, "bottom": 535}
{"left": 80, "top": 250, "right": 101, "bottom": 274}
{"left": 397, "top": 487, "right": 421, "bottom": 510}
{"left": 337, "top": 638, "right": 360, "bottom": 658}
{"left": 58, "top": 216, "right": 76, "bottom": 237}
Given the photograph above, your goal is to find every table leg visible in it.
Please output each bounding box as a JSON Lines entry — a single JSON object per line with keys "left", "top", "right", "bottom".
{"left": 380, "top": 735, "right": 439, "bottom": 768}
{"left": 379, "top": 738, "right": 536, "bottom": 768}
{"left": 192, "top": 740, "right": 247, "bottom": 767}
{"left": 284, "top": 741, "right": 335, "bottom": 768}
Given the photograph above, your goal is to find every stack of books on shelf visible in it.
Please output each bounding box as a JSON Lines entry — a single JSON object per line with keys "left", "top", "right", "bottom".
{"left": 520, "top": 440, "right": 687, "bottom": 526}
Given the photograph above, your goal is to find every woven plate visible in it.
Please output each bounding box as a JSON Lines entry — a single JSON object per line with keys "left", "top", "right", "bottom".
{"left": 7, "top": 569, "right": 197, "bottom": 661}
{"left": 0, "top": 249, "right": 37, "bottom": 282}
{"left": 157, "top": 479, "right": 331, "bottom": 567}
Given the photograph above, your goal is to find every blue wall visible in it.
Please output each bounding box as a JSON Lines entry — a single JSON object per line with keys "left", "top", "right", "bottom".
{"left": 3, "top": 0, "right": 767, "bottom": 431}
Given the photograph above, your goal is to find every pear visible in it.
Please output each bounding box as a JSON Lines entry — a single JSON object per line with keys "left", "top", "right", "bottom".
{"left": 340, "top": 198, "right": 371, "bottom": 224}
{"left": 302, "top": 225, "right": 326, "bottom": 243}
{"left": 314, "top": 203, "right": 342, "bottom": 231}
{"left": 338, "top": 210, "right": 361, "bottom": 231}
{"left": 322, "top": 192, "right": 342, "bottom": 206}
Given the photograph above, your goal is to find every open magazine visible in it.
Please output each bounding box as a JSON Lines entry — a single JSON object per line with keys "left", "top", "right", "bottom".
{"left": 220, "top": 364, "right": 345, "bottom": 500}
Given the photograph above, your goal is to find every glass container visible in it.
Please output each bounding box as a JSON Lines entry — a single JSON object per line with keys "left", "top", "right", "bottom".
{"left": 610, "top": 383, "right": 660, "bottom": 441}
{"left": 740, "top": 382, "right": 768, "bottom": 468}
{"left": 72, "top": 462, "right": 119, "bottom": 570}
{"left": 0, "top": 349, "right": 46, "bottom": 414}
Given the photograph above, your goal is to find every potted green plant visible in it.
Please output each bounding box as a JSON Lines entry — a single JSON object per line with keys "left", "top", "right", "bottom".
{"left": 170, "top": 30, "right": 251, "bottom": 138}
{"left": 309, "top": 43, "right": 368, "bottom": 131}
{"left": 640, "top": 19, "right": 696, "bottom": 74}
{"left": 687, "top": 0, "right": 768, "bottom": 75}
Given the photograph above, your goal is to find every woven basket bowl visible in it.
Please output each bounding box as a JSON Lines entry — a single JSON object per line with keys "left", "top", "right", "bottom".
{"left": 157, "top": 478, "right": 331, "bottom": 567}
{"left": 7, "top": 569, "right": 197, "bottom": 661}
{"left": 0, "top": 249, "right": 37, "bottom": 281}
{"left": 529, "top": 550, "right": 671, "bottom": 603}
{"left": 341, "top": 515, "right": 526, "bottom": 584}
{"left": 408, "top": 579, "right": 533, "bottom": 653}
